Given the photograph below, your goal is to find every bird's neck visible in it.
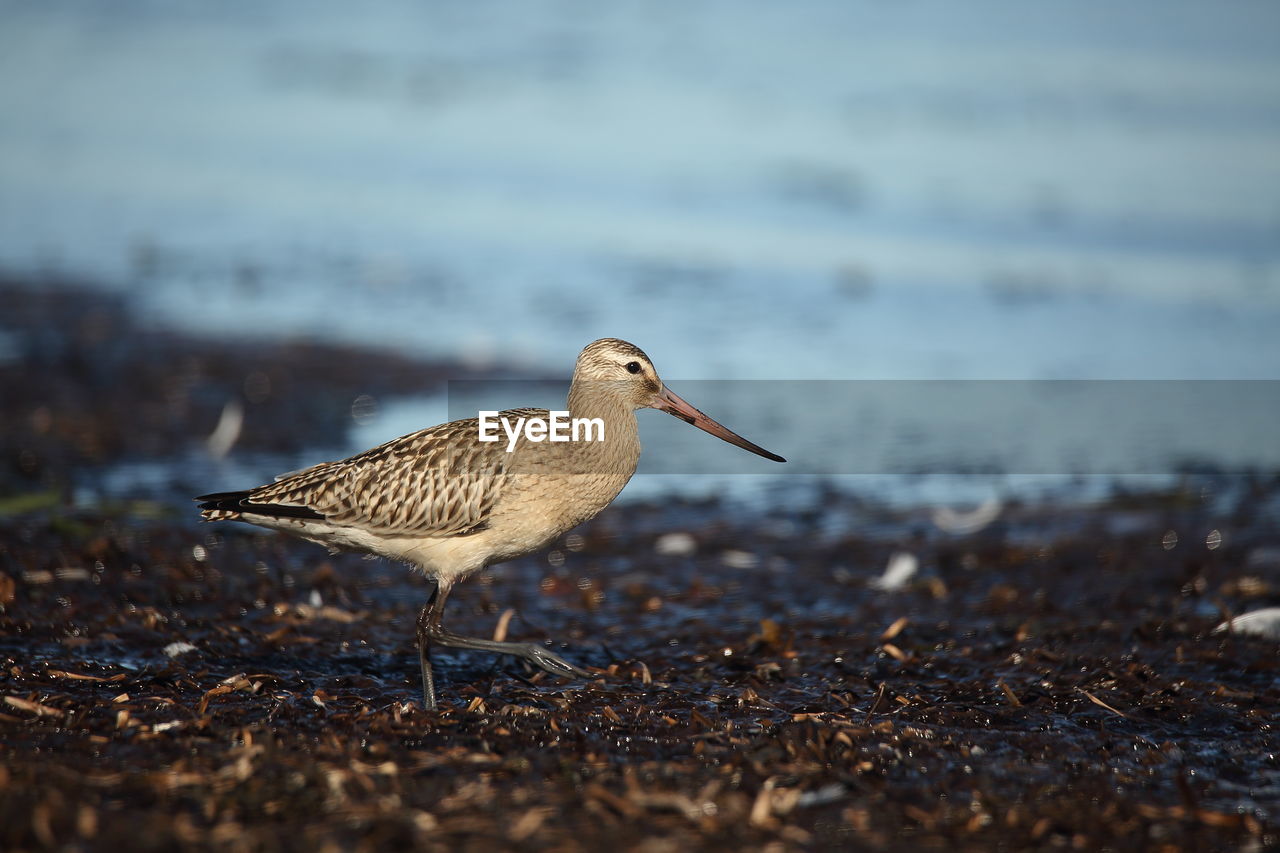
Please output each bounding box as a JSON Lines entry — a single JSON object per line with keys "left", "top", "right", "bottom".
{"left": 567, "top": 382, "right": 633, "bottom": 425}
{"left": 565, "top": 382, "right": 640, "bottom": 462}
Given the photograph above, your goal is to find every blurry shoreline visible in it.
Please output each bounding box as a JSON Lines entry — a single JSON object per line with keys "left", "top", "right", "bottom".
{"left": 6, "top": 271, "right": 1279, "bottom": 518}
{"left": 2, "top": 272, "right": 496, "bottom": 505}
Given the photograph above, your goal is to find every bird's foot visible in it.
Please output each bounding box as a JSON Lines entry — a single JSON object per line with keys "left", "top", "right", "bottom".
{"left": 506, "top": 642, "right": 592, "bottom": 680}
{"left": 428, "top": 630, "right": 591, "bottom": 681}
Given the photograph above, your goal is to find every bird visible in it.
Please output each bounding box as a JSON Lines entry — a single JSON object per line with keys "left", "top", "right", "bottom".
{"left": 197, "top": 338, "right": 785, "bottom": 709}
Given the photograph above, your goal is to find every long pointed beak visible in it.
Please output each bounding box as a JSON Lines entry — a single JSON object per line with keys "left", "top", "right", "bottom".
{"left": 653, "top": 385, "right": 786, "bottom": 463}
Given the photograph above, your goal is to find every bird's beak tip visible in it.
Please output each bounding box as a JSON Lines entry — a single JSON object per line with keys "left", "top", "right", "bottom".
{"left": 655, "top": 385, "right": 785, "bottom": 463}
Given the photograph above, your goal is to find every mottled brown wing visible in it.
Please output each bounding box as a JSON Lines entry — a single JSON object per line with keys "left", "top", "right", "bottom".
{"left": 245, "top": 409, "right": 544, "bottom": 537}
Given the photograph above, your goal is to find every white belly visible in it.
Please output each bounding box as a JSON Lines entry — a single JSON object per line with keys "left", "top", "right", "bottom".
{"left": 248, "top": 470, "right": 635, "bottom": 584}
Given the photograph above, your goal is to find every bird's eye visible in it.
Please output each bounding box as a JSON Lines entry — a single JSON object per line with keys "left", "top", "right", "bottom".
{"left": 625, "top": 361, "right": 642, "bottom": 374}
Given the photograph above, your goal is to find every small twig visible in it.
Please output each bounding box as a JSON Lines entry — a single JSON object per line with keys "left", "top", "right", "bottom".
{"left": 864, "top": 683, "right": 889, "bottom": 722}
{"left": 1079, "top": 689, "right": 1129, "bottom": 719}
{"left": 492, "top": 608, "right": 516, "bottom": 643}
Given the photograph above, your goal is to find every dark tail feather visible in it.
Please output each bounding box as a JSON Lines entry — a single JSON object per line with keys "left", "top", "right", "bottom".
{"left": 197, "top": 491, "right": 325, "bottom": 521}
{"left": 196, "top": 490, "right": 251, "bottom": 511}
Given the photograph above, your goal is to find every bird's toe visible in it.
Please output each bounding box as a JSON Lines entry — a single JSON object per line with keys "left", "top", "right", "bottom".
{"left": 522, "top": 644, "right": 590, "bottom": 679}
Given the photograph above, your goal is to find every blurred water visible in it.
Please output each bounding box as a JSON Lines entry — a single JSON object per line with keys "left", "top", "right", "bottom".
{"left": 4, "top": 1, "right": 1280, "bottom": 505}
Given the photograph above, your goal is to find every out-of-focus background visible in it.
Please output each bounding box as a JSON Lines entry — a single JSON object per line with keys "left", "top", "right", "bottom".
{"left": 3, "top": 0, "right": 1279, "bottom": 505}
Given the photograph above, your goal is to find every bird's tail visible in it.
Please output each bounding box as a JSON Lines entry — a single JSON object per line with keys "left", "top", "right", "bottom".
{"left": 196, "top": 491, "right": 325, "bottom": 522}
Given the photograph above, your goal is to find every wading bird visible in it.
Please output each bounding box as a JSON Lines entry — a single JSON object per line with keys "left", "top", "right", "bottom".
{"left": 198, "top": 338, "right": 784, "bottom": 708}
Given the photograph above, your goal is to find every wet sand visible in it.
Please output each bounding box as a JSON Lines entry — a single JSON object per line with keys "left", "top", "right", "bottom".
{"left": 2, "top": 278, "right": 1277, "bottom": 850}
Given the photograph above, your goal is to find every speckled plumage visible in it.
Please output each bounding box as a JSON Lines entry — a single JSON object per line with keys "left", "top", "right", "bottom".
{"left": 198, "top": 338, "right": 782, "bottom": 708}
{"left": 205, "top": 415, "right": 510, "bottom": 535}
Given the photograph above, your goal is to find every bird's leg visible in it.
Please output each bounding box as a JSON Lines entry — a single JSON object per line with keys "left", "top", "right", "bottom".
{"left": 416, "top": 581, "right": 448, "bottom": 711}
{"left": 415, "top": 579, "right": 589, "bottom": 708}
{"left": 415, "top": 580, "right": 590, "bottom": 698}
